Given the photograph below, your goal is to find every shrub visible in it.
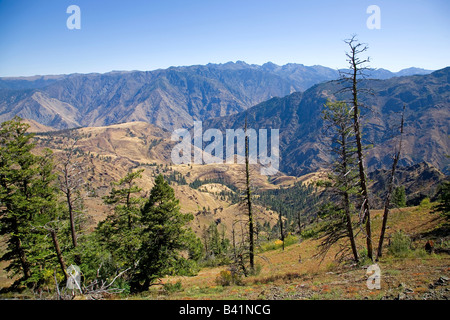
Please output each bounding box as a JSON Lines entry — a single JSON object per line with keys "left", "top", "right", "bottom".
{"left": 419, "top": 197, "right": 431, "bottom": 209}
{"left": 163, "top": 280, "right": 183, "bottom": 294}
{"left": 259, "top": 235, "right": 298, "bottom": 252}
{"left": 301, "top": 228, "right": 319, "bottom": 239}
{"left": 215, "top": 267, "right": 243, "bottom": 286}
{"left": 388, "top": 231, "right": 412, "bottom": 257}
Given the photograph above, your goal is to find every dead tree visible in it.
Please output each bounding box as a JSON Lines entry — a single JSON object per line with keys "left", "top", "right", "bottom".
{"left": 56, "top": 138, "right": 86, "bottom": 249}
{"left": 338, "top": 35, "right": 374, "bottom": 261}
{"left": 376, "top": 105, "right": 406, "bottom": 260}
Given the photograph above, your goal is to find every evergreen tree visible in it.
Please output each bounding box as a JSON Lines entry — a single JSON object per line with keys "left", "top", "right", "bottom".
{"left": 131, "top": 175, "right": 202, "bottom": 292}
{"left": 339, "top": 35, "right": 374, "bottom": 260}
{"left": 97, "top": 169, "right": 145, "bottom": 273}
{"left": 317, "top": 100, "right": 359, "bottom": 262}
{"left": 0, "top": 117, "right": 60, "bottom": 286}
{"left": 202, "top": 222, "right": 230, "bottom": 263}
{"left": 392, "top": 186, "right": 407, "bottom": 208}
{"left": 434, "top": 181, "right": 450, "bottom": 219}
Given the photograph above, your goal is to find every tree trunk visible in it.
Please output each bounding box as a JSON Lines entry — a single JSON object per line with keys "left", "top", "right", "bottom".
{"left": 350, "top": 49, "right": 373, "bottom": 261}
{"left": 297, "top": 211, "right": 302, "bottom": 235}
{"left": 66, "top": 190, "right": 77, "bottom": 248}
{"left": 244, "top": 119, "right": 254, "bottom": 272}
{"left": 341, "top": 133, "right": 359, "bottom": 262}
{"left": 279, "top": 206, "right": 285, "bottom": 251}
{"left": 50, "top": 229, "right": 67, "bottom": 281}
{"left": 376, "top": 105, "right": 405, "bottom": 260}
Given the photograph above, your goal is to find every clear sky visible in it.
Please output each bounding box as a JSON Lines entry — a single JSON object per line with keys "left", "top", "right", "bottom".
{"left": 0, "top": 0, "right": 449, "bottom": 77}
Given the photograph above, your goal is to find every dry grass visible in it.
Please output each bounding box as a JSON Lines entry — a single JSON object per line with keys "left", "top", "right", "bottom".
{"left": 140, "top": 205, "right": 449, "bottom": 300}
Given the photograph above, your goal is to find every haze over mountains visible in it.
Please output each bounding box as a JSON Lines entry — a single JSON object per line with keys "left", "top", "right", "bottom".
{"left": 0, "top": 61, "right": 433, "bottom": 130}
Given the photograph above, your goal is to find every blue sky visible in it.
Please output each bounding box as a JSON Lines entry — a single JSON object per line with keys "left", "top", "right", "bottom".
{"left": 0, "top": 0, "right": 449, "bottom": 77}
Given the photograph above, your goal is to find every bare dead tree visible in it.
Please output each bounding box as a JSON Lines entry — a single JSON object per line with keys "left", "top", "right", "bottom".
{"left": 376, "top": 105, "right": 406, "bottom": 260}
{"left": 338, "top": 35, "right": 374, "bottom": 261}
{"left": 49, "top": 227, "right": 67, "bottom": 281}
{"left": 56, "top": 137, "right": 87, "bottom": 249}
{"left": 53, "top": 265, "right": 130, "bottom": 300}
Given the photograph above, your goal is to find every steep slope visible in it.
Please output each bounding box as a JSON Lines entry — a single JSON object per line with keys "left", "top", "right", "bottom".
{"left": 202, "top": 67, "right": 450, "bottom": 175}
{"left": 368, "top": 162, "right": 448, "bottom": 207}
{"left": 32, "top": 121, "right": 287, "bottom": 235}
{"left": 0, "top": 62, "right": 434, "bottom": 131}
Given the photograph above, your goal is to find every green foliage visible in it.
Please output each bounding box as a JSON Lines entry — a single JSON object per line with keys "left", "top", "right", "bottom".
{"left": 419, "top": 197, "right": 431, "bottom": 209}
{"left": 388, "top": 230, "right": 412, "bottom": 257}
{"left": 255, "top": 182, "right": 317, "bottom": 231}
{"left": 201, "top": 222, "right": 231, "bottom": 266}
{"left": 97, "top": 169, "right": 145, "bottom": 272}
{"left": 131, "top": 175, "right": 202, "bottom": 291}
{"left": 392, "top": 186, "right": 407, "bottom": 208}
{"left": 300, "top": 227, "right": 319, "bottom": 239}
{"left": 433, "top": 181, "right": 450, "bottom": 219}
{"left": 163, "top": 280, "right": 183, "bottom": 294}
{"left": 164, "top": 170, "right": 187, "bottom": 185}
{"left": 0, "top": 117, "right": 61, "bottom": 286}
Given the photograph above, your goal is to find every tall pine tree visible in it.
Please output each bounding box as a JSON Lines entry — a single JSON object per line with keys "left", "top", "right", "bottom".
{"left": 131, "top": 174, "right": 202, "bottom": 292}
{"left": 0, "top": 117, "right": 60, "bottom": 287}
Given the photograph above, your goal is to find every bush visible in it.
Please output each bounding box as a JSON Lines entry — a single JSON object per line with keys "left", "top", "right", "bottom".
{"left": 215, "top": 267, "right": 243, "bottom": 286}
{"left": 419, "top": 197, "right": 431, "bottom": 209}
{"left": 163, "top": 280, "right": 183, "bottom": 294}
{"left": 301, "top": 228, "right": 319, "bottom": 239}
{"left": 259, "top": 235, "right": 298, "bottom": 252}
{"left": 388, "top": 231, "right": 412, "bottom": 257}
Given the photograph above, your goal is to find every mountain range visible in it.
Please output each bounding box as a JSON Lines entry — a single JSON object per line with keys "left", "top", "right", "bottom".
{"left": 0, "top": 62, "right": 433, "bottom": 130}
{"left": 0, "top": 61, "right": 447, "bottom": 177}
{"left": 202, "top": 67, "right": 450, "bottom": 175}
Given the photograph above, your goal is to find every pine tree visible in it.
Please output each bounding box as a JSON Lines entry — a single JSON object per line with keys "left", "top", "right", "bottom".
{"left": 97, "top": 169, "right": 145, "bottom": 272}
{"left": 434, "top": 181, "right": 450, "bottom": 219}
{"left": 131, "top": 175, "right": 202, "bottom": 292}
{"left": 102, "top": 169, "right": 144, "bottom": 230}
{"left": 0, "top": 117, "right": 60, "bottom": 286}
{"left": 392, "top": 186, "right": 406, "bottom": 208}
{"left": 317, "top": 100, "right": 359, "bottom": 262}
{"left": 244, "top": 117, "right": 255, "bottom": 272}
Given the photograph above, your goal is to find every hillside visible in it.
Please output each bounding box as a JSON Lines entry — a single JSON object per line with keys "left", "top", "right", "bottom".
{"left": 139, "top": 205, "right": 450, "bottom": 300}
{"left": 32, "top": 121, "right": 447, "bottom": 225}
{"left": 82, "top": 206, "right": 450, "bottom": 300}
{"left": 203, "top": 67, "right": 450, "bottom": 175}
{"left": 32, "top": 121, "right": 288, "bottom": 237}
{"left": 0, "top": 62, "right": 434, "bottom": 131}
{"left": 1, "top": 120, "right": 448, "bottom": 299}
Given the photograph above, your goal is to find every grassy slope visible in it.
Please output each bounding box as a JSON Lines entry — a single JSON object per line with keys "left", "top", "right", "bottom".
{"left": 137, "top": 205, "right": 449, "bottom": 300}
